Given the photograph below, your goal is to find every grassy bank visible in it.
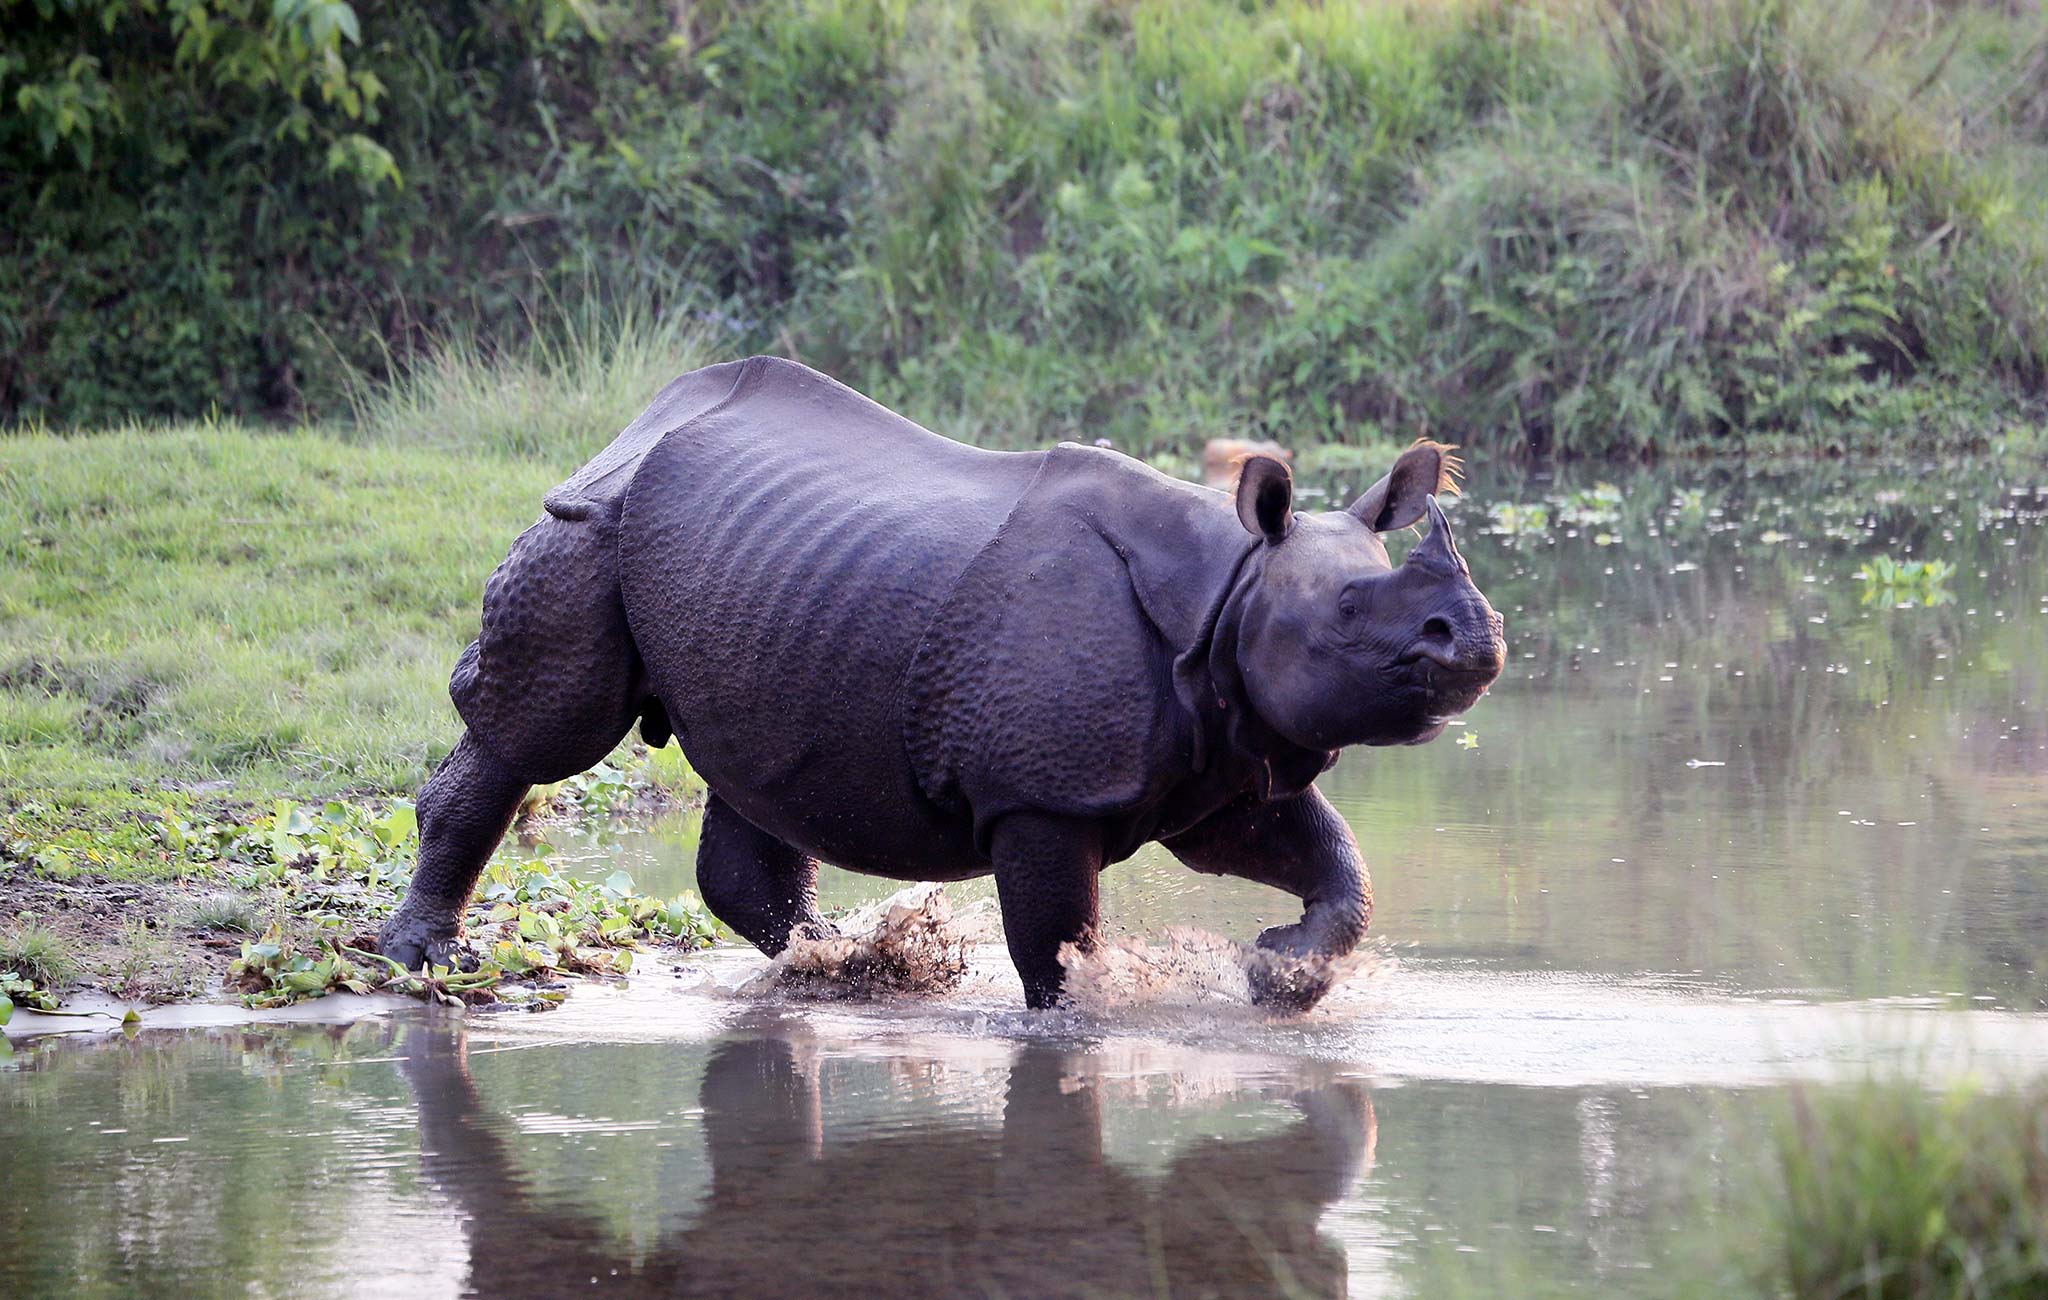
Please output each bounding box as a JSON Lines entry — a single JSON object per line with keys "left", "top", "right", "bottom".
{"left": 6, "top": 0, "right": 2047, "bottom": 456}
{"left": 0, "top": 424, "right": 556, "bottom": 807}
{"left": 0, "top": 410, "right": 721, "bottom": 1008}
{"left": 1744, "top": 1079, "right": 2048, "bottom": 1299}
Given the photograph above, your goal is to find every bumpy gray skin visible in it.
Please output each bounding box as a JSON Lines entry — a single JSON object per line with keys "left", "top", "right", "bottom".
{"left": 379, "top": 357, "right": 1506, "bottom": 1008}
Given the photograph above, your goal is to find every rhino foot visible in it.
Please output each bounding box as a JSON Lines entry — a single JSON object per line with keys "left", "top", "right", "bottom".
{"left": 1247, "top": 958, "right": 1340, "bottom": 1012}
{"left": 1247, "top": 921, "right": 1345, "bottom": 1012}
{"left": 377, "top": 910, "right": 484, "bottom": 974}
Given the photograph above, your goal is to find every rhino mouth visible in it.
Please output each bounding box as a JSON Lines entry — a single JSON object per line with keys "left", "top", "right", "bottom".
{"left": 1352, "top": 660, "right": 1493, "bottom": 748}
{"left": 1402, "top": 657, "right": 1496, "bottom": 718}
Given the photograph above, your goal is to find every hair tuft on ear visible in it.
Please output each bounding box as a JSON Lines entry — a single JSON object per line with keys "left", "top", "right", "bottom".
{"left": 1409, "top": 438, "right": 1463, "bottom": 497}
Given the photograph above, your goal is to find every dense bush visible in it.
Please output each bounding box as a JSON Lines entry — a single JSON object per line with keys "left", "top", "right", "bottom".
{"left": 3, "top": 0, "right": 2045, "bottom": 456}
{"left": 0, "top": 0, "right": 711, "bottom": 423}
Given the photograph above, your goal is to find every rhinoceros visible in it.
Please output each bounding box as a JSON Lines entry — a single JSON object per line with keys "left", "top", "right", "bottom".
{"left": 379, "top": 357, "right": 1505, "bottom": 1008}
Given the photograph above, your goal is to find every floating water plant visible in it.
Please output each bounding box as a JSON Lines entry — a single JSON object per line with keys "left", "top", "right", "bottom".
{"left": 1485, "top": 501, "right": 1552, "bottom": 539}
{"left": 1556, "top": 483, "right": 1625, "bottom": 528}
{"left": 226, "top": 855, "right": 719, "bottom": 1010}
{"left": 1854, "top": 555, "right": 1956, "bottom": 608}
{"left": 0, "top": 969, "right": 59, "bottom": 1023}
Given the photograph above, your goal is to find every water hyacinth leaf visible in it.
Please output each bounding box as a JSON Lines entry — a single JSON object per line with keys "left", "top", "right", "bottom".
{"left": 1, "top": 992, "right": 12, "bottom": 1025}
{"left": 374, "top": 803, "right": 417, "bottom": 848}
{"left": 604, "top": 869, "right": 636, "bottom": 898}
{"left": 275, "top": 802, "right": 315, "bottom": 836}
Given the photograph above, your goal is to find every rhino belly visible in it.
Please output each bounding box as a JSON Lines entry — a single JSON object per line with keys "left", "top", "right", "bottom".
{"left": 617, "top": 420, "right": 1031, "bottom": 878}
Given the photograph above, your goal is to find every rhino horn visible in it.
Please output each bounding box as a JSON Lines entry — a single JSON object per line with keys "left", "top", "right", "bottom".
{"left": 1405, "top": 496, "right": 1465, "bottom": 573}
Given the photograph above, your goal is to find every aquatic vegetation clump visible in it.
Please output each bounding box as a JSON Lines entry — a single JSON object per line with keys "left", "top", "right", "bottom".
{"left": 12, "top": 793, "right": 723, "bottom": 1013}
{"left": 228, "top": 842, "right": 719, "bottom": 1011}
{"left": 1757, "top": 1080, "right": 2048, "bottom": 1299}
{"left": 1856, "top": 555, "right": 1957, "bottom": 608}
{"left": 524, "top": 747, "right": 705, "bottom": 820}
{"left": 0, "top": 970, "right": 60, "bottom": 1024}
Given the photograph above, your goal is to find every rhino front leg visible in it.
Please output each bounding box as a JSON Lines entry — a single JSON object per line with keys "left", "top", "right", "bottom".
{"left": 379, "top": 732, "right": 530, "bottom": 970}
{"left": 1160, "top": 788, "right": 1372, "bottom": 1006}
{"left": 990, "top": 814, "right": 1104, "bottom": 1009}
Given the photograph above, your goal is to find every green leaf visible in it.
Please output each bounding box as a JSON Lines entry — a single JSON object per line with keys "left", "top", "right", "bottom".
{"left": 1, "top": 992, "right": 12, "bottom": 1025}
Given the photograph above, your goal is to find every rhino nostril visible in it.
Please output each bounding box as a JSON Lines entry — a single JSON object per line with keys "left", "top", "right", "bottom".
{"left": 1420, "top": 616, "right": 1453, "bottom": 646}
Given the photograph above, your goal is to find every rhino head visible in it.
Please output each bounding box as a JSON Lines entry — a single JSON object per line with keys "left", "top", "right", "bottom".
{"left": 1230, "top": 442, "right": 1506, "bottom": 750}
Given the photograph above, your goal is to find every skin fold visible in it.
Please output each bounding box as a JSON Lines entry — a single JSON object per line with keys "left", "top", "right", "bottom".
{"left": 379, "top": 357, "right": 1506, "bottom": 1009}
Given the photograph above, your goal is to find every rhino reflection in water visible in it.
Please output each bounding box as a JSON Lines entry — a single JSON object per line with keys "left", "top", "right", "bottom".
{"left": 399, "top": 1027, "right": 1376, "bottom": 1298}
{"left": 379, "top": 357, "right": 1505, "bottom": 1007}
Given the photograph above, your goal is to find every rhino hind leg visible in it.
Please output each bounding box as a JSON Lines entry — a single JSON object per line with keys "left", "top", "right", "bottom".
{"left": 378, "top": 733, "right": 531, "bottom": 970}
{"left": 696, "top": 795, "right": 836, "bottom": 956}
{"left": 452, "top": 513, "right": 646, "bottom": 783}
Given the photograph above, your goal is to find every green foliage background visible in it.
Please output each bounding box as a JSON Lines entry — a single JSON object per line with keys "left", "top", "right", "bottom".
{"left": 4, "top": 0, "right": 2047, "bottom": 455}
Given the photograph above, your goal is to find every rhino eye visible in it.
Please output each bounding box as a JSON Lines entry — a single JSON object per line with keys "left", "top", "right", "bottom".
{"left": 1338, "top": 592, "right": 1360, "bottom": 621}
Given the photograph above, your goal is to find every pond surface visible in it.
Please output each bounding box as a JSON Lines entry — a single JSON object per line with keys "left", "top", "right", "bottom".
{"left": 6, "top": 457, "right": 2048, "bottom": 1298}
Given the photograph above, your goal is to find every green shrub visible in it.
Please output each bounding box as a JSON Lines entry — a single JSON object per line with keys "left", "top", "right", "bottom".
{"left": 3, "top": 0, "right": 2045, "bottom": 456}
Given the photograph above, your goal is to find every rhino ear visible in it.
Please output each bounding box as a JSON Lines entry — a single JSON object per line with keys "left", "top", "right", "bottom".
{"left": 1350, "top": 440, "right": 1461, "bottom": 532}
{"left": 1234, "top": 455, "right": 1294, "bottom": 543}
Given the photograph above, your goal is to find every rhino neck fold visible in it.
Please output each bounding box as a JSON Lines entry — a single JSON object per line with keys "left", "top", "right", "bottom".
{"left": 1175, "top": 554, "right": 1335, "bottom": 803}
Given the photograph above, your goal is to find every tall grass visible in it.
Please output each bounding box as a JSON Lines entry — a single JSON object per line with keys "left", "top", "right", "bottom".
{"left": 1756, "top": 1079, "right": 2048, "bottom": 1298}
{"left": 0, "top": 919, "right": 79, "bottom": 989}
{"left": 733, "top": 0, "right": 2044, "bottom": 458}
{"left": 347, "top": 302, "right": 721, "bottom": 460}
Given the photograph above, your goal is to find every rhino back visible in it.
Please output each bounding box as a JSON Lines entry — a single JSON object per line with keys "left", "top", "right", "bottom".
{"left": 618, "top": 357, "right": 1040, "bottom": 871}
{"left": 543, "top": 358, "right": 757, "bottom": 522}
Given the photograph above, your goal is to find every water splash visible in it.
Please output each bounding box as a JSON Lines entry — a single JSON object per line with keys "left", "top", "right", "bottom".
{"left": 739, "top": 884, "right": 981, "bottom": 1000}
{"left": 723, "top": 882, "right": 1381, "bottom": 1014}
{"left": 1059, "top": 927, "right": 1380, "bottom": 1015}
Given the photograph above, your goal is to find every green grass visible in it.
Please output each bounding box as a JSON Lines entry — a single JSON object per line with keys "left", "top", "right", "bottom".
{"left": 0, "top": 421, "right": 563, "bottom": 856}
{"left": 831, "top": 0, "right": 2044, "bottom": 459}
{"left": 172, "top": 891, "right": 262, "bottom": 935}
{"left": 1752, "top": 1079, "right": 2048, "bottom": 1299}
{"left": 0, "top": 918, "right": 80, "bottom": 989}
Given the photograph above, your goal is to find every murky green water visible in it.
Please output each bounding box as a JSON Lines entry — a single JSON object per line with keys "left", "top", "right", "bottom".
{"left": 6, "top": 458, "right": 2047, "bottom": 1297}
